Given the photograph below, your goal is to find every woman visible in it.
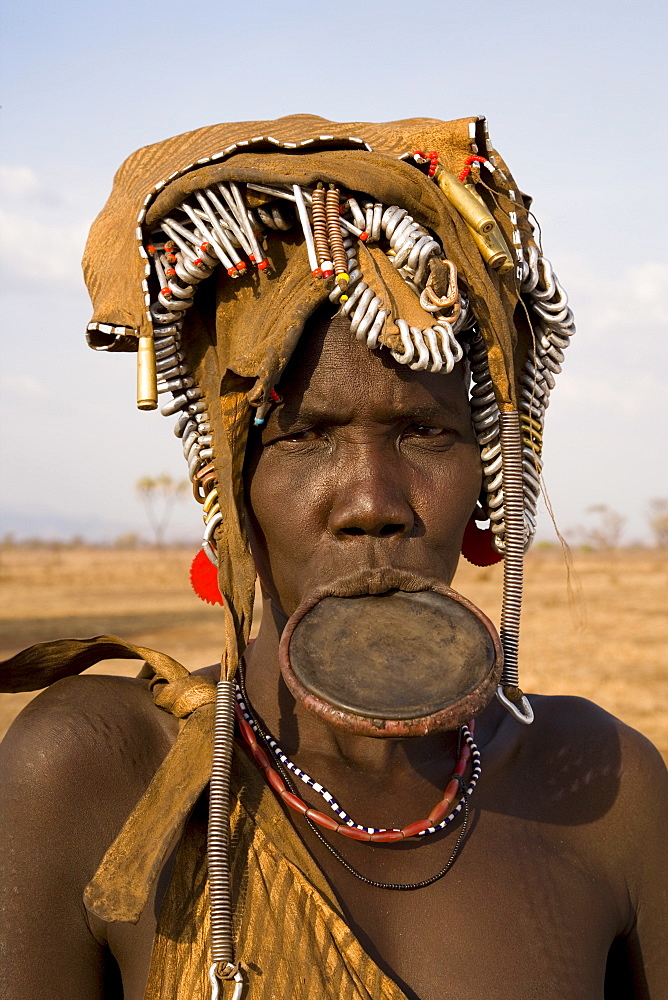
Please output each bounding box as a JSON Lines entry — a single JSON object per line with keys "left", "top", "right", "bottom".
{"left": 2, "top": 113, "right": 666, "bottom": 999}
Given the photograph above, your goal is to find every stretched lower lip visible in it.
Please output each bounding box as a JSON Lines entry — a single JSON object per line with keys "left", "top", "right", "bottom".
{"left": 294, "top": 567, "right": 460, "bottom": 600}
{"left": 279, "top": 577, "right": 503, "bottom": 737}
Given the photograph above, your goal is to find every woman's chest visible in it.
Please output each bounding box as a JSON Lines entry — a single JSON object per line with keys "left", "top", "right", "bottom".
{"left": 310, "top": 813, "right": 621, "bottom": 1000}
{"left": 111, "top": 807, "right": 623, "bottom": 1000}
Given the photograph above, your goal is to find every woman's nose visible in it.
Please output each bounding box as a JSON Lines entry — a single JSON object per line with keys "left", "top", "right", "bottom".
{"left": 328, "top": 455, "right": 415, "bottom": 539}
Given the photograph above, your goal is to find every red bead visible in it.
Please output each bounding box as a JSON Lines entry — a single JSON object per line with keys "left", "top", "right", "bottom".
{"left": 444, "top": 778, "right": 460, "bottom": 800}
{"left": 193, "top": 258, "right": 203, "bottom": 266}
{"left": 359, "top": 232, "right": 369, "bottom": 242}
{"left": 428, "top": 796, "right": 455, "bottom": 825}
{"left": 257, "top": 260, "right": 268, "bottom": 270}
{"left": 238, "top": 717, "right": 255, "bottom": 746}
{"left": 305, "top": 808, "right": 338, "bottom": 832}
{"left": 312, "top": 268, "right": 323, "bottom": 278}
{"left": 251, "top": 745, "right": 270, "bottom": 770}
{"left": 227, "top": 267, "right": 237, "bottom": 277}
{"left": 249, "top": 254, "right": 256, "bottom": 263}
{"left": 236, "top": 262, "right": 247, "bottom": 272}
{"left": 280, "top": 790, "right": 308, "bottom": 815}
{"left": 369, "top": 829, "right": 404, "bottom": 843}
{"left": 265, "top": 767, "right": 286, "bottom": 794}
{"left": 400, "top": 819, "right": 431, "bottom": 839}
{"left": 337, "top": 825, "right": 373, "bottom": 842}
{"left": 322, "top": 269, "right": 334, "bottom": 278}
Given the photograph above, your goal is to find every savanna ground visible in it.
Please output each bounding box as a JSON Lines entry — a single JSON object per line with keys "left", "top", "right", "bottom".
{"left": 0, "top": 544, "right": 666, "bottom": 761}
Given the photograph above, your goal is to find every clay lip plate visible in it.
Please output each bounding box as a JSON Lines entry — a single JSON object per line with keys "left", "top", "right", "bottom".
{"left": 279, "top": 581, "right": 503, "bottom": 736}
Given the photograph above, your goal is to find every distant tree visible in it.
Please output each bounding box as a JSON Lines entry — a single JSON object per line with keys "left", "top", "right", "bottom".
{"left": 582, "top": 504, "right": 626, "bottom": 553}
{"left": 136, "top": 475, "right": 188, "bottom": 547}
{"left": 647, "top": 498, "right": 668, "bottom": 548}
{"left": 113, "top": 532, "right": 140, "bottom": 550}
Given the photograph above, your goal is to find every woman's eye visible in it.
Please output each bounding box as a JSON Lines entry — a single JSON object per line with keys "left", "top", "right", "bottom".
{"left": 406, "top": 425, "right": 447, "bottom": 438}
{"left": 276, "top": 429, "right": 321, "bottom": 444}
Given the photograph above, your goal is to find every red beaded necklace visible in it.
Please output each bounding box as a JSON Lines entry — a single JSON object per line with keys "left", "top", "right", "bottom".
{"left": 235, "top": 699, "right": 475, "bottom": 843}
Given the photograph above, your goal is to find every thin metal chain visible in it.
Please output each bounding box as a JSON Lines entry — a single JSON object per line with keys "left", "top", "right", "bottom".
{"left": 238, "top": 665, "right": 472, "bottom": 891}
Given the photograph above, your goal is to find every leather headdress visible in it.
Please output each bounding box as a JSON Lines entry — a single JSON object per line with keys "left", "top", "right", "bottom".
{"left": 82, "top": 113, "right": 536, "bottom": 679}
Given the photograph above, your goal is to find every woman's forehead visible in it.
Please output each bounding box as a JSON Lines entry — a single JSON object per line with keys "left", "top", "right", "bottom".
{"left": 276, "top": 312, "right": 469, "bottom": 418}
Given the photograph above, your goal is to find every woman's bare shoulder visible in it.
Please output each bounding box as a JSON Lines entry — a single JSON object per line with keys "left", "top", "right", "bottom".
{"left": 0, "top": 673, "right": 180, "bottom": 844}
{"left": 527, "top": 692, "right": 665, "bottom": 774}
{"left": 0, "top": 673, "right": 182, "bottom": 998}
{"left": 3, "top": 673, "right": 177, "bottom": 767}
{"left": 524, "top": 694, "right": 668, "bottom": 983}
{"left": 520, "top": 693, "right": 667, "bottom": 869}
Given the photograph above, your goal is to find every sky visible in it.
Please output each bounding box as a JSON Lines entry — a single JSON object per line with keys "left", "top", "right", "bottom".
{"left": 0, "top": 0, "right": 666, "bottom": 545}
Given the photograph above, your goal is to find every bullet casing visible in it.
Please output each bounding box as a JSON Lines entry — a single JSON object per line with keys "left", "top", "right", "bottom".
{"left": 137, "top": 334, "right": 158, "bottom": 410}
{"left": 434, "top": 167, "right": 495, "bottom": 235}
{"left": 466, "top": 224, "right": 514, "bottom": 273}
{"left": 462, "top": 182, "right": 514, "bottom": 274}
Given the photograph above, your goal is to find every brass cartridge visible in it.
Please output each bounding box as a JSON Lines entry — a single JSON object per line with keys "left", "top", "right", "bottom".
{"left": 434, "top": 166, "right": 495, "bottom": 235}
{"left": 137, "top": 334, "right": 158, "bottom": 410}
{"left": 466, "top": 223, "right": 514, "bottom": 274}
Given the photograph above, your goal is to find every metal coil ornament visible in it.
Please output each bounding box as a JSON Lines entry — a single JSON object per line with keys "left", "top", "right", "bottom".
{"left": 256, "top": 201, "right": 291, "bottom": 231}
{"left": 311, "top": 185, "right": 333, "bottom": 277}
{"left": 326, "top": 228, "right": 471, "bottom": 374}
{"left": 325, "top": 185, "right": 349, "bottom": 290}
{"left": 208, "top": 680, "right": 244, "bottom": 998}
{"left": 208, "top": 678, "right": 236, "bottom": 963}
{"left": 516, "top": 251, "right": 576, "bottom": 550}
{"left": 497, "top": 411, "right": 534, "bottom": 724}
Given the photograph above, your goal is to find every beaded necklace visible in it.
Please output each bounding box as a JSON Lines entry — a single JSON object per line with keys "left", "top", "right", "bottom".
{"left": 275, "top": 739, "right": 473, "bottom": 891}
{"left": 234, "top": 679, "right": 481, "bottom": 844}
{"left": 303, "top": 794, "right": 471, "bottom": 891}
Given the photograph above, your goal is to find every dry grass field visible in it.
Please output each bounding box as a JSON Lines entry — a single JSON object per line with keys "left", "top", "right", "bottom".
{"left": 1, "top": 545, "right": 666, "bottom": 759}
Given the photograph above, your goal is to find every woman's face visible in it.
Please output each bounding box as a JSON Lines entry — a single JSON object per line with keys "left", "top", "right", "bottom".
{"left": 244, "top": 313, "right": 482, "bottom": 617}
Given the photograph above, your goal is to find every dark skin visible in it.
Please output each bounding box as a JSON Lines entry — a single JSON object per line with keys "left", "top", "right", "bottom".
{"left": 1, "top": 314, "right": 666, "bottom": 1000}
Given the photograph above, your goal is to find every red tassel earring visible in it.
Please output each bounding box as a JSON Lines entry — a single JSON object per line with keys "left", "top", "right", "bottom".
{"left": 461, "top": 507, "right": 504, "bottom": 567}
{"left": 190, "top": 548, "right": 224, "bottom": 605}
{"left": 191, "top": 473, "right": 224, "bottom": 605}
